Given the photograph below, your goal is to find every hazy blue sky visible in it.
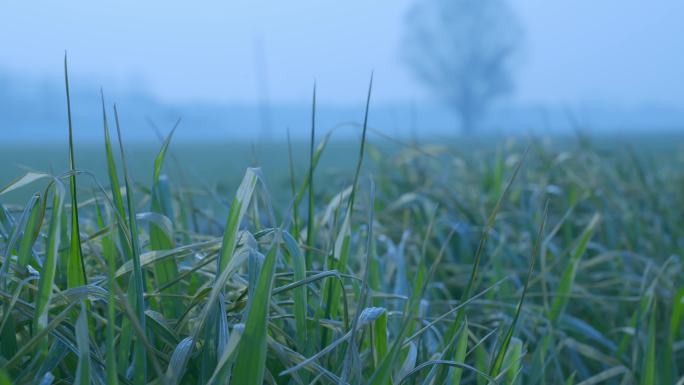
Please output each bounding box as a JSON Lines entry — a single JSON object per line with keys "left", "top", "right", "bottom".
{"left": 2, "top": 0, "right": 684, "bottom": 106}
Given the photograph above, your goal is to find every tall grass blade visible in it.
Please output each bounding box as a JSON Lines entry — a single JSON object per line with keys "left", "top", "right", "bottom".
{"left": 286, "top": 128, "right": 300, "bottom": 237}
{"left": 305, "top": 83, "right": 316, "bottom": 268}
{"left": 150, "top": 123, "right": 182, "bottom": 319}
{"left": 325, "top": 73, "right": 373, "bottom": 328}
{"left": 64, "top": 54, "right": 87, "bottom": 288}
{"left": 113, "top": 104, "right": 147, "bottom": 385}
{"left": 435, "top": 147, "right": 529, "bottom": 384}
{"left": 368, "top": 222, "right": 430, "bottom": 385}
{"left": 232, "top": 235, "right": 281, "bottom": 384}
{"left": 282, "top": 232, "right": 308, "bottom": 353}
{"left": 74, "top": 301, "right": 91, "bottom": 385}
{"left": 640, "top": 300, "right": 656, "bottom": 385}
{"left": 33, "top": 180, "right": 65, "bottom": 358}
{"left": 664, "top": 288, "right": 684, "bottom": 383}
{"left": 16, "top": 193, "right": 42, "bottom": 269}
{"left": 549, "top": 213, "right": 600, "bottom": 324}
{"left": 490, "top": 203, "right": 548, "bottom": 379}
{"left": 100, "top": 92, "right": 125, "bottom": 215}
{"left": 95, "top": 199, "right": 119, "bottom": 385}
{"left": 372, "top": 310, "right": 388, "bottom": 371}
{"left": 218, "top": 168, "right": 258, "bottom": 273}
{"left": 451, "top": 320, "right": 470, "bottom": 385}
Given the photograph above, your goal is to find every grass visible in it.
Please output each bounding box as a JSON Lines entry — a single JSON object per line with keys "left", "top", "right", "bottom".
{"left": 0, "top": 78, "right": 683, "bottom": 384}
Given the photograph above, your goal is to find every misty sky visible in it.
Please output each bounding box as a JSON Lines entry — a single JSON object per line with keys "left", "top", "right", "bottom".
{"left": 2, "top": 0, "right": 684, "bottom": 107}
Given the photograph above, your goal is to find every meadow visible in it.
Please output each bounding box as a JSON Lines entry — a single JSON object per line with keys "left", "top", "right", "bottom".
{"left": 0, "top": 86, "right": 683, "bottom": 385}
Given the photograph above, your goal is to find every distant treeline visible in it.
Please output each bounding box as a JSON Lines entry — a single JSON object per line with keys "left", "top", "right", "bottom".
{"left": 2, "top": 72, "right": 684, "bottom": 141}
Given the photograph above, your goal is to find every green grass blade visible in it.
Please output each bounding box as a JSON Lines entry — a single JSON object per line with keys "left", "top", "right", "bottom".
{"left": 16, "top": 193, "right": 42, "bottom": 268}
{"left": 640, "top": 300, "right": 656, "bottom": 385}
{"left": 548, "top": 213, "right": 600, "bottom": 325}
{"left": 150, "top": 124, "right": 182, "bottom": 319}
{"left": 218, "top": 168, "right": 258, "bottom": 273}
{"left": 305, "top": 83, "right": 316, "bottom": 268}
{"left": 95, "top": 199, "right": 119, "bottom": 385}
{"left": 490, "top": 203, "right": 547, "bottom": 378}
{"left": 8, "top": 302, "right": 77, "bottom": 370}
{"left": 504, "top": 338, "right": 523, "bottom": 385}
{"left": 232, "top": 235, "right": 281, "bottom": 384}
{"left": 293, "top": 131, "right": 332, "bottom": 210}
{"left": 462, "top": 146, "right": 528, "bottom": 303}
{"left": 74, "top": 301, "right": 91, "bottom": 385}
{"left": 368, "top": 206, "right": 446, "bottom": 385}
{"left": 451, "top": 319, "right": 470, "bottom": 385}
{"left": 101, "top": 100, "right": 137, "bottom": 376}
{"left": 435, "top": 147, "right": 529, "bottom": 385}
{"left": 100, "top": 90, "right": 133, "bottom": 265}
{"left": 340, "top": 179, "right": 376, "bottom": 383}
{"left": 100, "top": 91, "right": 126, "bottom": 221}
{"left": 166, "top": 240, "right": 251, "bottom": 383}
{"left": 64, "top": 54, "right": 87, "bottom": 289}
{"left": 0, "top": 172, "right": 50, "bottom": 196}
{"left": 368, "top": 242, "right": 427, "bottom": 385}
{"left": 372, "top": 310, "right": 388, "bottom": 371}
{"left": 33, "top": 180, "right": 65, "bottom": 358}
{"left": 530, "top": 212, "right": 600, "bottom": 384}
{"left": 286, "top": 128, "right": 300, "bottom": 238}
{"left": 282, "top": 232, "right": 308, "bottom": 353}
{"left": 664, "top": 287, "right": 684, "bottom": 383}
{"left": 206, "top": 325, "right": 243, "bottom": 385}
{"left": 113, "top": 104, "right": 147, "bottom": 385}
{"left": 475, "top": 345, "right": 489, "bottom": 385}
{"left": 324, "top": 74, "right": 373, "bottom": 330}
{"left": 0, "top": 369, "right": 11, "bottom": 385}
{"left": 670, "top": 288, "right": 684, "bottom": 341}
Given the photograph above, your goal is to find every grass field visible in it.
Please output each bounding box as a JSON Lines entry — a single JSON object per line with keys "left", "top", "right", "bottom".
{"left": 0, "top": 138, "right": 364, "bottom": 206}
{"left": 1, "top": 89, "right": 683, "bottom": 385}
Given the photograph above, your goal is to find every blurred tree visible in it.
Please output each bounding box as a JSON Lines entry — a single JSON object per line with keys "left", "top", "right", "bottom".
{"left": 403, "top": 0, "right": 522, "bottom": 134}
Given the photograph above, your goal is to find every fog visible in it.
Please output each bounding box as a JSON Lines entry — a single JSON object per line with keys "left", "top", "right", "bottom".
{"left": 2, "top": 0, "right": 684, "bottom": 140}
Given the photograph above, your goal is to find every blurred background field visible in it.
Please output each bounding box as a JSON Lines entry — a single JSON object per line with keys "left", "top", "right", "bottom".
{"left": 2, "top": 0, "right": 684, "bottom": 384}
{"left": 2, "top": 133, "right": 683, "bottom": 203}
